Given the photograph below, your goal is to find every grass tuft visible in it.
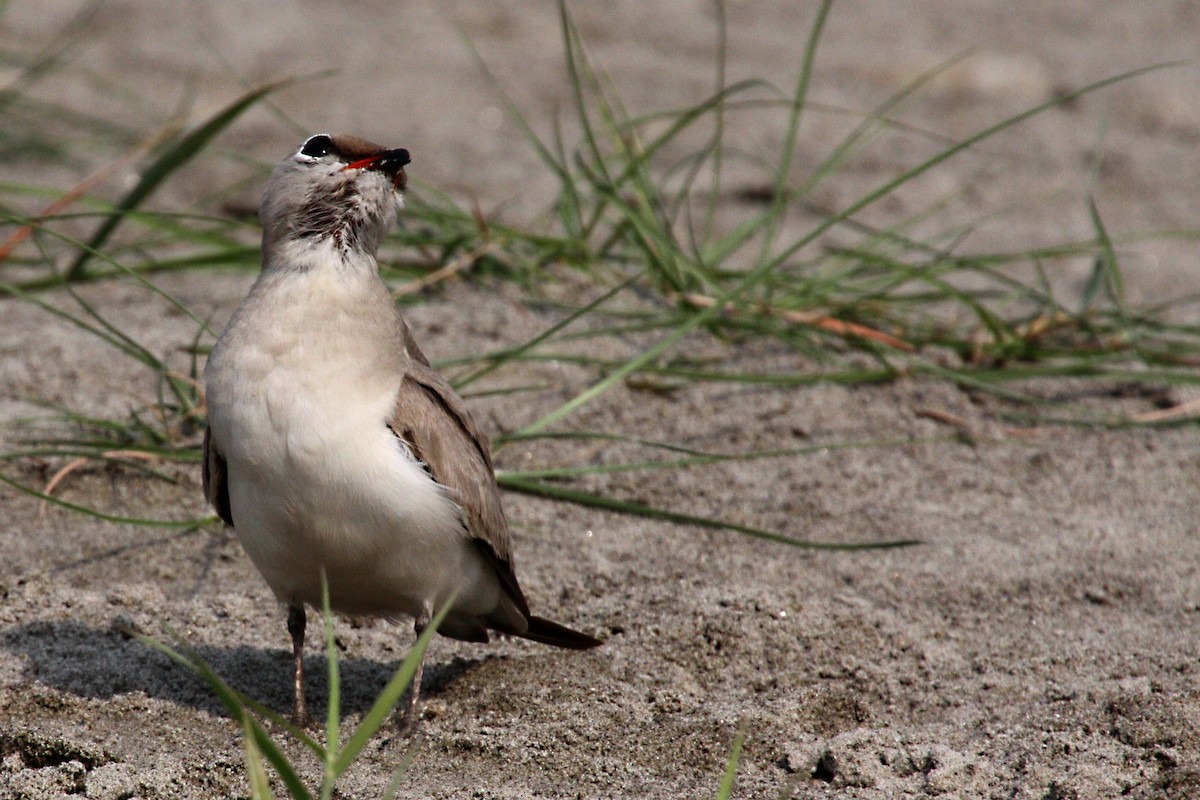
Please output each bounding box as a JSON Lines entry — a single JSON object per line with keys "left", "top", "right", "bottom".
{"left": 134, "top": 575, "right": 451, "bottom": 799}
{"left": 2, "top": 0, "right": 1196, "bottom": 544}
{"left": 3, "top": 2, "right": 1196, "bottom": 546}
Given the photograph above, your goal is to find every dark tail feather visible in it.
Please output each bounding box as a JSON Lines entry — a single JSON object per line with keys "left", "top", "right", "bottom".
{"left": 518, "top": 615, "right": 603, "bottom": 650}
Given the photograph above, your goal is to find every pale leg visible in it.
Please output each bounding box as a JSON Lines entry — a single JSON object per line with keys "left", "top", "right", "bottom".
{"left": 402, "top": 609, "right": 431, "bottom": 731}
{"left": 287, "top": 604, "right": 313, "bottom": 727}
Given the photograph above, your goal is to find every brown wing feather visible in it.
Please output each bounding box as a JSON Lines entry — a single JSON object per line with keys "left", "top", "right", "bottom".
{"left": 390, "top": 363, "right": 508, "bottom": 562}
{"left": 202, "top": 425, "right": 234, "bottom": 527}
{"left": 391, "top": 329, "right": 603, "bottom": 651}
{"left": 397, "top": 317, "right": 432, "bottom": 368}
{"left": 471, "top": 538, "right": 531, "bottom": 618}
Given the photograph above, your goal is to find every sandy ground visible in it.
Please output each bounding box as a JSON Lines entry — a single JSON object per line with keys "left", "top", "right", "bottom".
{"left": 3, "top": 2, "right": 1200, "bottom": 798}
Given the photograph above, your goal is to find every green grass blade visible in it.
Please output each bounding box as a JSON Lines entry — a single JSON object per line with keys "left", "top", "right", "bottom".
{"left": 497, "top": 435, "right": 952, "bottom": 480}
{"left": 320, "top": 573, "right": 340, "bottom": 798}
{"left": 764, "top": 61, "right": 1185, "bottom": 275}
{"left": 0, "top": 0, "right": 103, "bottom": 116}
{"left": 0, "top": 473, "right": 208, "bottom": 527}
{"left": 453, "top": 270, "right": 643, "bottom": 390}
{"left": 700, "top": 0, "right": 728, "bottom": 245}
{"left": 242, "top": 716, "right": 276, "bottom": 800}
{"left": 0, "top": 214, "right": 214, "bottom": 335}
{"left": 715, "top": 727, "right": 745, "bottom": 800}
{"left": 455, "top": 22, "right": 578, "bottom": 222}
{"left": 333, "top": 597, "right": 454, "bottom": 774}
{"left": 0, "top": 277, "right": 156, "bottom": 363}
{"left": 134, "top": 631, "right": 316, "bottom": 800}
{"left": 495, "top": 428, "right": 760, "bottom": 456}
{"left": 245, "top": 723, "right": 314, "bottom": 800}
{"left": 800, "top": 48, "right": 977, "bottom": 197}
{"left": 755, "top": 0, "right": 833, "bottom": 267}
{"left": 557, "top": 1, "right": 613, "bottom": 219}
{"left": 135, "top": 632, "right": 242, "bottom": 715}
{"left": 66, "top": 79, "right": 291, "bottom": 280}
{"left": 499, "top": 475, "right": 918, "bottom": 550}
{"left": 512, "top": 269, "right": 764, "bottom": 435}
{"left": 1080, "top": 195, "right": 1125, "bottom": 314}
{"left": 381, "top": 736, "right": 423, "bottom": 800}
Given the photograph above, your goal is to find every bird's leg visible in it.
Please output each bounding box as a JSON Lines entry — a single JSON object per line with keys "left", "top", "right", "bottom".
{"left": 287, "top": 604, "right": 313, "bottom": 727}
{"left": 401, "top": 609, "right": 431, "bottom": 732}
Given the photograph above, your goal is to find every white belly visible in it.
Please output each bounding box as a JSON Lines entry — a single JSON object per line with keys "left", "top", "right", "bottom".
{"left": 204, "top": 265, "right": 500, "bottom": 619}
{"left": 224, "top": 400, "right": 471, "bottom": 617}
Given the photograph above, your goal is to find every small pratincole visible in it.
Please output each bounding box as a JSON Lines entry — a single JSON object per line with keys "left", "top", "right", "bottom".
{"left": 202, "top": 133, "right": 601, "bottom": 725}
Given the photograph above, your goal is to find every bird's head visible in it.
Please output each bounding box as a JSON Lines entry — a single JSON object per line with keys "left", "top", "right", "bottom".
{"left": 260, "top": 133, "right": 410, "bottom": 264}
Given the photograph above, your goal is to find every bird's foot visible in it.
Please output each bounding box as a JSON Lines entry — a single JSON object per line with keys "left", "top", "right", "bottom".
{"left": 395, "top": 690, "right": 422, "bottom": 736}
{"left": 290, "top": 708, "right": 317, "bottom": 731}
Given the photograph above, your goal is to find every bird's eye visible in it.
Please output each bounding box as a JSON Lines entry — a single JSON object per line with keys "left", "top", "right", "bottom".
{"left": 299, "top": 134, "right": 334, "bottom": 159}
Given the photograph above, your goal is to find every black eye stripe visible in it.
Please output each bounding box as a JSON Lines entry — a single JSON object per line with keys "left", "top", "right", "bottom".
{"left": 299, "top": 134, "right": 334, "bottom": 158}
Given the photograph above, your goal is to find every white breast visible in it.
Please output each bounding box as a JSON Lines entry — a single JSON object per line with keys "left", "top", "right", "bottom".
{"left": 204, "top": 255, "right": 495, "bottom": 617}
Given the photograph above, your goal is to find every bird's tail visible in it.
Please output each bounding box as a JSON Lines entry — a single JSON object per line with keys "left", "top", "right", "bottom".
{"left": 518, "top": 615, "right": 603, "bottom": 650}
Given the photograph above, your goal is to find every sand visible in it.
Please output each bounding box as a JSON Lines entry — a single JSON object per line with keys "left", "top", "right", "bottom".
{"left": 2, "top": 2, "right": 1199, "bottom": 798}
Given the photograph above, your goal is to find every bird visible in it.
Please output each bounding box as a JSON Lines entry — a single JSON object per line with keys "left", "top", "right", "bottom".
{"left": 202, "top": 132, "right": 602, "bottom": 727}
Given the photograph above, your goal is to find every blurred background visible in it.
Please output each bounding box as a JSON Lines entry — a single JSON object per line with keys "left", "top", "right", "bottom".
{"left": 5, "top": 1, "right": 1197, "bottom": 300}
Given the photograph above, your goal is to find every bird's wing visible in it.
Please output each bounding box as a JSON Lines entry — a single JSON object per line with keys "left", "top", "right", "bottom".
{"left": 202, "top": 425, "right": 234, "bottom": 526}
{"left": 388, "top": 341, "right": 529, "bottom": 618}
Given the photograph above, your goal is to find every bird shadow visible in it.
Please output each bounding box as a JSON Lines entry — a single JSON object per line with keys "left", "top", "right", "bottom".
{"left": 2, "top": 617, "right": 490, "bottom": 721}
